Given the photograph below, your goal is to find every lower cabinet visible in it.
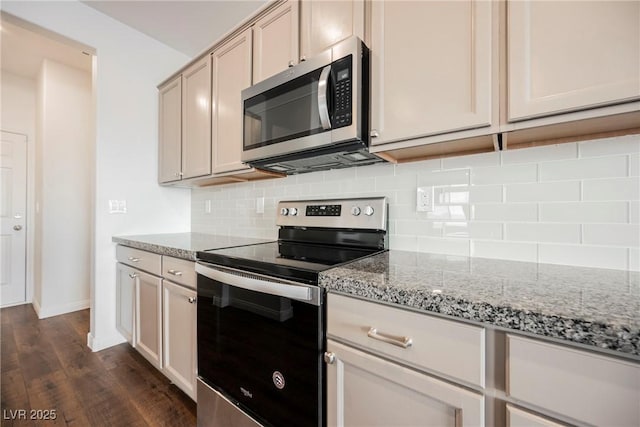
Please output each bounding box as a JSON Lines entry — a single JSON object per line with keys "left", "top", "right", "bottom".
{"left": 326, "top": 339, "right": 484, "bottom": 427}
{"left": 115, "top": 245, "right": 197, "bottom": 401}
{"left": 135, "top": 271, "right": 163, "bottom": 369}
{"left": 506, "top": 404, "right": 565, "bottom": 427}
{"left": 162, "top": 280, "right": 197, "bottom": 401}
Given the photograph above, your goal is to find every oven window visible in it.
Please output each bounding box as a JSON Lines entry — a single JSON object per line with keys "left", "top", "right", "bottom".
{"left": 244, "top": 66, "right": 326, "bottom": 150}
{"left": 197, "top": 274, "right": 324, "bottom": 427}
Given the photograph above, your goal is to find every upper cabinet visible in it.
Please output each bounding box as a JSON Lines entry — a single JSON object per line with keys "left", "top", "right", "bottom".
{"left": 212, "top": 28, "right": 253, "bottom": 175}
{"left": 369, "top": 0, "right": 497, "bottom": 148}
{"left": 158, "top": 56, "right": 212, "bottom": 184}
{"left": 300, "top": 0, "right": 365, "bottom": 60}
{"left": 508, "top": 0, "right": 640, "bottom": 122}
{"left": 252, "top": 0, "right": 299, "bottom": 83}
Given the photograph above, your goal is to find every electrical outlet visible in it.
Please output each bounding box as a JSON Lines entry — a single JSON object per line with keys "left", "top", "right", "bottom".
{"left": 108, "top": 199, "right": 127, "bottom": 214}
{"left": 416, "top": 187, "right": 434, "bottom": 212}
{"left": 205, "top": 200, "right": 212, "bottom": 214}
{"left": 256, "top": 197, "right": 265, "bottom": 214}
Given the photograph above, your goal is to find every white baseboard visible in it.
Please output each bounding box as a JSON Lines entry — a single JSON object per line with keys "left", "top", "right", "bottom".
{"left": 35, "top": 299, "right": 90, "bottom": 319}
{"left": 1, "top": 300, "right": 30, "bottom": 309}
{"left": 87, "top": 331, "right": 127, "bottom": 352}
{"left": 32, "top": 298, "right": 42, "bottom": 317}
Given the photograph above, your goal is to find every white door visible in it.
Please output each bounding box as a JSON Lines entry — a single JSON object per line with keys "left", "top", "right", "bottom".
{"left": 0, "top": 131, "right": 27, "bottom": 307}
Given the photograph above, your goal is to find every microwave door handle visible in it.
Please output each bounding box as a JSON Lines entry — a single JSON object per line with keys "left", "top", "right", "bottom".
{"left": 318, "top": 65, "right": 332, "bottom": 130}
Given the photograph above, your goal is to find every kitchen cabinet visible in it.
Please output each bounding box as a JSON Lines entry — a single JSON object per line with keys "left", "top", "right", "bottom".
{"left": 211, "top": 28, "right": 253, "bottom": 174}
{"left": 158, "top": 75, "right": 182, "bottom": 183}
{"left": 158, "top": 56, "right": 212, "bottom": 183}
{"left": 135, "top": 270, "right": 163, "bottom": 370}
{"left": 326, "top": 293, "right": 485, "bottom": 426}
{"left": 252, "top": 0, "right": 299, "bottom": 83}
{"left": 507, "top": 0, "right": 640, "bottom": 122}
{"left": 369, "top": 0, "right": 497, "bottom": 152}
{"left": 115, "top": 262, "right": 136, "bottom": 344}
{"left": 506, "top": 405, "right": 565, "bottom": 427}
{"left": 115, "top": 245, "right": 197, "bottom": 400}
{"left": 506, "top": 334, "right": 640, "bottom": 426}
{"left": 162, "top": 279, "right": 197, "bottom": 401}
{"left": 299, "top": 0, "right": 365, "bottom": 61}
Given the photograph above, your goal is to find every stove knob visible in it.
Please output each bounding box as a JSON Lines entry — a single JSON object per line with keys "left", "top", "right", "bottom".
{"left": 364, "top": 206, "right": 375, "bottom": 216}
{"left": 351, "top": 206, "right": 361, "bottom": 216}
{"left": 289, "top": 207, "right": 298, "bottom": 216}
{"left": 280, "top": 207, "right": 289, "bottom": 216}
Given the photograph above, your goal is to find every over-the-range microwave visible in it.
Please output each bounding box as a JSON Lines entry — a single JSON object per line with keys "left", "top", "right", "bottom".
{"left": 241, "top": 36, "right": 384, "bottom": 174}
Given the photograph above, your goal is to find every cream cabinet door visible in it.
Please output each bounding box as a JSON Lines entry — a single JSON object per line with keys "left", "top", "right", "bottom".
{"left": 158, "top": 75, "right": 182, "bottom": 183}
{"left": 135, "top": 271, "right": 162, "bottom": 369}
{"left": 162, "top": 280, "right": 197, "bottom": 401}
{"left": 300, "top": 0, "right": 364, "bottom": 60}
{"left": 326, "top": 340, "right": 484, "bottom": 427}
{"left": 508, "top": 1, "right": 640, "bottom": 121}
{"left": 212, "top": 28, "right": 253, "bottom": 175}
{"left": 182, "top": 56, "right": 212, "bottom": 179}
{"left": 252, "top": 0, "right": 299, "bottom": 83}
{"left": 506, "top": 405, "right": 566, "bottom": 427}
{"left": 370, "top": 0, "right": 494, "bottom": 146}
{"left": 115, "top": 262, "right": 136, "bottom": 345}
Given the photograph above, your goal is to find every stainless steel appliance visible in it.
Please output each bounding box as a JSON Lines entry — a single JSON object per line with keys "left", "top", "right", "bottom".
{"left": 241, "top": 37, "right": 383, "bottom": 174}
{"left": 195, "top": 197, "right": 388, "bottom": 427}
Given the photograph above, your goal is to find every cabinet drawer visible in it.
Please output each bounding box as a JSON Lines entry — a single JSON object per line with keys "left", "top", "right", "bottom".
{"left": 507, "top": 334, "right": 640, "bottom": 426}
{"left": 116, "top": 245, "right": 162, "bottom": 276}
{"left": 506, "top": 404, "right": 566, "bottom": 427}
{"left": 162, "top": 256, "right": 196, "bottom": 289}
{"left": 327, "top": 293, "right": 485, "bottom": 388}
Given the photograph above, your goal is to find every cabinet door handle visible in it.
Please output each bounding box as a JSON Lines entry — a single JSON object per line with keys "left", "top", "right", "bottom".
{"left": 167, "top": 269, "right": 183, "bottom": 276}
{"left": 128, "top": 273, "right": 138, "bottom": 279}
{"left": 323, "top": 352, "right": 336, "bottom": 364}
{"left": 370, "top": 130, "right": 379, "bottom": 138}
{"left": 288, "top": 60, "right": 294, "bottom": 68}
{"left": 188, "top": 297, "right": 197, "bottom": 304}
{"left": 128, "top": 257, "right": 140, "bottom": 262}
{"left": 367, "top": 327, "right": 412, "bottom": 349}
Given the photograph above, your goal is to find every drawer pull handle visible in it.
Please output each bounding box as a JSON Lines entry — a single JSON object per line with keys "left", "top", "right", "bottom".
{"left": 367, "top": 327, "right": 412, "bottom": 349}
{"left": 128, "top": 257, "right": 140, "bottom": 262}
{"left": 128, "top": 273, "right": 138, "bottom": 279}
{"left": 188, "top": 297, "right": 197, "bottom": 304}
{"left": 167, "top": 269, "right": 183, "bottom": 276}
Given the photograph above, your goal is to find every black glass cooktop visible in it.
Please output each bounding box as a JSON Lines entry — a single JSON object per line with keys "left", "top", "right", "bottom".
{"left": 197, "top": 241, "right": 384, "bottom": 285}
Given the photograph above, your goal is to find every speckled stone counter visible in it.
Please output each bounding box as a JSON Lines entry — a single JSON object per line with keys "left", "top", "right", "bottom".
{"left": 319, "top": 250, "right": 640, "bottom": 359}
{"left": 112, "top": 232, "right": 273, "bottom": 260}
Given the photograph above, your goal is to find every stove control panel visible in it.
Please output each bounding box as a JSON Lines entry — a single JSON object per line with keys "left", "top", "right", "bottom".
{"left": 277, "top": 197, "right": 388, "bottom": 231}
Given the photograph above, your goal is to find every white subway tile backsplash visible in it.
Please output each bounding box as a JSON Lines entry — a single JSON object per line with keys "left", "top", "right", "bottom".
{"left": 418, "top": 236, "right": 470, "bottom": 256}
{"left": 424, "top": 205, "right": 469, "bottom": 221}
{"left": 502, "top": 143, "right": 577, "bottom": 165}
{"left": 578, "top": 134, "right": 640, "bottom": 157}
{"left": 539, "top": 156, "right": 627, "bottom": 181}
{"left": 355, "top": 162, "right": 395, "bottom": 178}
{"left": 631, "top": 201, "right": 639, "bottom": 224}
{"left": 540, "top": 202, "right": 628, "bottom": 223}
{"left": 582, "top": 177, "right": 640, "bottom": 201}
{"left": 396, "top": 220, "right": 443, "bottom": 237}
{"left": 630, "top": 249, "right": 639, "bottom": 272}
{"left": 389, "top": 235, "right": 417, "bottom": 251}
{"left": 444, "top": 222, "right": 503, "bottom": 239}
{"left": 323, "top": 167, "right": 356, "bottom": 182}
{"left": 468, "top": 185, "right": 503, "bottom": 203}
{"left": 471, "top": 164, "right": 537, "bottom": 185}
{"left": 630, "top": 153, "right": 639, "bottom": 176}
{"left": 506, "top": 223, "right": 581, "bottom": 244}
{"left": 505, "top": 181, "right": 580, "bottom": 202}
{"left": 435, "top": 186, "right": 469, "bottom": 204}
{"left": 375, "top": 173, "right": 416, "bottom": 191}
{"left": 583, "top": 224, "right": 640, "bottom": 247}
{"left": 539, "top": 244, "right": 628, "bottom": 270}
{"left": 395, "top": 158, "right": 441, "bottom": 175}
{"left": 471, "top": 240, "right": 537, "bottom": 262}
{"left": 472, "top": 203, "right": 538, "bottom": 221}
{"left": 442, "top": 151, "right": 500, "bottom": 169}
{"left": 418, "top": 169, "right": 470, "bottom": 186}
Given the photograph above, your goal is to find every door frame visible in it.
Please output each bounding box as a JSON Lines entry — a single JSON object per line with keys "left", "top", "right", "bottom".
{"left": 1, "top": 129, "right": 34, "bottom": 307}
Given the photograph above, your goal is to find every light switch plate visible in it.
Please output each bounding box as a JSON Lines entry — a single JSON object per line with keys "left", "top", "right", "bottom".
{"left": 108, "top": 199, "right": 127, "bottom": 214}
{"left": 417, "top": 187, "right": 434, "bottom": 212}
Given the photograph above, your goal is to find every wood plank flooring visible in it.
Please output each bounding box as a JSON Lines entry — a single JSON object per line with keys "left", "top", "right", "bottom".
{"left": 1, "top": 305, "right": 196, "bottom": 426}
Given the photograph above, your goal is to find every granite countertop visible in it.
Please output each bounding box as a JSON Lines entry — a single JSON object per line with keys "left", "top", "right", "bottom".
{"left": 319, "top": 250, "right": 640, "bottom": 359}
{"left": 112, "top": 232, "right": 273, "bottom": 260}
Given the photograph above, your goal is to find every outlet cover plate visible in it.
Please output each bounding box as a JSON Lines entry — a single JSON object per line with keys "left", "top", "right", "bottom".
{"left": 417, "top": 187, "right": 434, "bottom": 212}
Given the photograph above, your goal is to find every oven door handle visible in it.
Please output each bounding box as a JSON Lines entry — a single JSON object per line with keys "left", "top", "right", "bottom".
{"left": 195, "top": 263, "right": 320, "bottom": 306}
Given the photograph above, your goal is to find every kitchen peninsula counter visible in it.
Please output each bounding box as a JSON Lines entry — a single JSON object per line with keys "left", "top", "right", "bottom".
{"left": 319, "top": 250, "right": 640, "bottom": 359}
{"left": 112, "top": 232, "right": 273, "bottom": 260}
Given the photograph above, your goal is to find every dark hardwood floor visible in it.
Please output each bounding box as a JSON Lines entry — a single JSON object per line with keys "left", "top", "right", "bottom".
{"left": 1, "top": 305, "right": 196, "bottom": 426}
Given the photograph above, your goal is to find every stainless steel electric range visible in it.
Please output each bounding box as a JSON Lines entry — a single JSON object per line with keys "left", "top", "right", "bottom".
{"left": 195, "top": 197, "right": 388, "bottom": 427}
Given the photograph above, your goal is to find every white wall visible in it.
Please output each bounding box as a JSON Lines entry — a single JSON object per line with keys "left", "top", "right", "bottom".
{"left": 1, "top": 1, "right": 192, "bottom": 350}
{"left": 192, "top": 134, "right": 640, "bottom": 272}
{"left": 0, "top": 71, "right": 37, "bottom": 304}
{"left": 33, "top": 59, "right": 92, "bottom": 318}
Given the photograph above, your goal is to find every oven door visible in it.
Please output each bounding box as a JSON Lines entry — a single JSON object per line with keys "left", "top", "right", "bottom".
{"left": 195, "top": 262, "right": 325, "bottom": 427}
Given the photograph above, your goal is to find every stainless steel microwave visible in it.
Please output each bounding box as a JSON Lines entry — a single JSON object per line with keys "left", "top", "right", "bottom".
{"left": 241, "top": 36, "right": 383, "bottom": 174}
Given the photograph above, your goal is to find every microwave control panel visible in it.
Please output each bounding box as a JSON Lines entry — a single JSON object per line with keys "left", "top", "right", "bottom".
{"left": 332, "top": 55, "right": 352, "bottom": 129}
